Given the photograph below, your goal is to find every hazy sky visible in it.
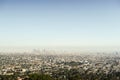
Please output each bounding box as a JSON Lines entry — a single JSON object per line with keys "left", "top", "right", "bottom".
{"left": 0, "top": 0, "right": 120, "bottom": 48}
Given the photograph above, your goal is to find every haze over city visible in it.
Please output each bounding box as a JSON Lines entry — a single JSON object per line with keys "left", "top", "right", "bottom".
{"left": 1, "top": 1, "right": 120, "bottom": 80}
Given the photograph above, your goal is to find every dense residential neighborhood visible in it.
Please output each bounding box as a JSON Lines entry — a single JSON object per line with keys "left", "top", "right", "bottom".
{"left": 0, "top": 50, "right": 120, "bottom": 80}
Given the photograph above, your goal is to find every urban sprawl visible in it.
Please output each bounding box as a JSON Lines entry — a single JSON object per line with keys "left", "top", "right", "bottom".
{"left": 0, "top": 50, "right": 120, "bottom": 80}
